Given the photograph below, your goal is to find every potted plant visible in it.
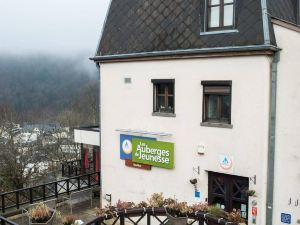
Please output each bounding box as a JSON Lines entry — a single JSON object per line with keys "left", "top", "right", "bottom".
{"left": 115, "top": 200, "right": 136, "bottom": 209}
{"left": 164, "top": 199, "right": 192, "bottom": 225}
{"left": 225, "top": 209, "right": 246, "bottom": 225}
{"left": 28, "top": 203, "right": 56, "bottom": 225}
{"left": 190, "top": 202, "right": 209, "bottom": 213}
{"left": 148, "top": 193, "right": 165, "bottom": 207}
{"left": 206, "top": 205, "right": 226, "bottom": 225}
{"left": 246, "top": 189, "right": 257, "bottom": 197}
{"left": 62, "top": 215, "right": 78, "bottom": 225}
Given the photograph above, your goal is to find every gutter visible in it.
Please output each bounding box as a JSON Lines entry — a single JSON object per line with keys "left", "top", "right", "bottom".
{"left": 266, "top": 51, "right": 280, "bottom": 225}
{"left": 297, "top": 0, "right": 300, "bottom": 25}
{"left": 90, "top": 45, "right": 278, "bottom": 62}
{"left": 95, "top": 62, "right": 102, "bottom": 208}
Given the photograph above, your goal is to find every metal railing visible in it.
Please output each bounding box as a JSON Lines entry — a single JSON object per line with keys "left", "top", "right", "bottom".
{"left": 61, "top": 159, "right": 95, "bottom": 177}
{"left": 0, "top": 216, "right": 18, "bottom": 225}
{"left": 86, "top": 207, "right": 229, "bottom": 225}
{"left": 0, "top": 172, "right": 100, "bottom": 213}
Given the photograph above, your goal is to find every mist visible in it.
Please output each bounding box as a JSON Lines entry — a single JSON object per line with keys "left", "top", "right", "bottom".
{"left": 0, "top": 0, "right": 110, "bottom": 56}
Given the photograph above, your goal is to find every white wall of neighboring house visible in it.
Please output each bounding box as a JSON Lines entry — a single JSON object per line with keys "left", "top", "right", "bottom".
{"left": 17, "top": 132, "right": 38, "bottom": 143}
{"left": 74, "top": 129, "right": 100, "bottom": 146}
{"left": 272, "top": 24, "right": 300, "bottom": 225}
{"left": 100, "top": 55, "right": 271, "bottom": 224}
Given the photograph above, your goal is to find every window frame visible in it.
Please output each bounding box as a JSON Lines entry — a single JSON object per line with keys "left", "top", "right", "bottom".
{"left": 201, "top": 80, "right": 232, "bottom": 125}
{"left": 206, "top": 0, "right": 235, "bottom": 31}
{"left": 151, "top": 79, "right": 175, "bottom": 115}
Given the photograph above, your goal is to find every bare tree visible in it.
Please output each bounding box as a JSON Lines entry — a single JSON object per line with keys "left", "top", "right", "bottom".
{"left": 0, "top": 104, "right": 45, "bottom": 190}
{"left": 0, "top": 104, "right": 79, "bottom": 192}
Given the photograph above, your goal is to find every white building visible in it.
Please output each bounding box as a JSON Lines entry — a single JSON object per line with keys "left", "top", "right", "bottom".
{"left": 91, "top": 1, "right": 300, "bottom": 224}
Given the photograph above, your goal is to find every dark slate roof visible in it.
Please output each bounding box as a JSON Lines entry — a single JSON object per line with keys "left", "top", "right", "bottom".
{"left": 94, "top": 0, "right": 298, "bottom": 59}
{"left": 268, "top": 0, "right": 298, "bottom": 24}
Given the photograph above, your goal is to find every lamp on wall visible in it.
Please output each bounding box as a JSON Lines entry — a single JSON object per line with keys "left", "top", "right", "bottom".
{"left": 190, "top": 178, "right": 199, "bottom": 192}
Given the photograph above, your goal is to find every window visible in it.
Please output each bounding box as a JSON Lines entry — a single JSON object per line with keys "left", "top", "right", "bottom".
{"left": 207, "top": 0, "right": 234, "bottom": 31}
{"left": 208, "top": 172, "right": 249, "bottom": 221}
{"left": 152, "top": 79, "right": 175, "bottom": 115}
{"left": 202, "top": 81, "right": 232, "bottom": 124}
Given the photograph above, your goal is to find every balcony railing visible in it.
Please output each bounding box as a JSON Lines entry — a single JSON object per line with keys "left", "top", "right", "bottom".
{"left": 0, "top": 216, "right": 19, "bottom": 225}
{"left": 61, "top": 159, "right": 95, "bottom": 177}
{"left": 86, "top": 207, "right": 229, "bottom": 225}
{"left": 0, "top": 172, "right": 100, "bottom": 213}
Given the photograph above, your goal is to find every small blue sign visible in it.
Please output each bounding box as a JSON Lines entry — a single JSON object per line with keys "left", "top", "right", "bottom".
{"left": 120, "top": 134, "right": 155, "bottom": 160}
{"left": 281, "top": 213, "right": 291, "bottom": 224}
{"left": 194, "top": 191, "right": 201, "bottom": 202}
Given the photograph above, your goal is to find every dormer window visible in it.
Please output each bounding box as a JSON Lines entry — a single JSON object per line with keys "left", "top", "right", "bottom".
{"left": 207, "top": 0, "right": 234, "bottom": 31}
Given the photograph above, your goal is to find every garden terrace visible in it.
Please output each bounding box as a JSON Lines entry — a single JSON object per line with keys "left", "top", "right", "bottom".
{"left": 5, "top": 196, "right": 100, "bottom": 225}
{"left": 0, "top": 172, "right": 100, "bottom": 214}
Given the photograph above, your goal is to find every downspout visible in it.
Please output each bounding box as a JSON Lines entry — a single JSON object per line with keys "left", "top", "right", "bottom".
{"left": 96, "top": 62, "right": 102, "bottom": 208}
{"left": 297, "top": 0, "right": 300, "bottom": 25}
{"left": 261, "top": 0, "right": 271, "bottom": 45}
{"left": 266, "top": 51, "right": 280, "bottom": 225}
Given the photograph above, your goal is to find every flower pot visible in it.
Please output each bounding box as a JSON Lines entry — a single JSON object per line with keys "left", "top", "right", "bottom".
{"left": 30, "top": 209, "right": 56, "bottom": 225}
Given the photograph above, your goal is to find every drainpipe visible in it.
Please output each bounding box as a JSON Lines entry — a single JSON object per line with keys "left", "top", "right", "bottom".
{"left": 297, "top": 0, "right": 300, "bottom": 25}
{"left": 95, "top": 62, "right": 102, "bottom": 208}
{"left": 266, "top": 51, "right": 280, "bottom": 225}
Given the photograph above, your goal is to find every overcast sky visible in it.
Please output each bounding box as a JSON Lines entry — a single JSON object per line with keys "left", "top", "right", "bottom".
{"left": 0, "top": 0, "right": 110, "bottom": 56}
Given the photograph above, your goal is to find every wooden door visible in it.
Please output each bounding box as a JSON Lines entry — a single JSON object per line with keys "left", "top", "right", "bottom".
{"left": 208, "top": 172, "right": 249, "bottom": 220}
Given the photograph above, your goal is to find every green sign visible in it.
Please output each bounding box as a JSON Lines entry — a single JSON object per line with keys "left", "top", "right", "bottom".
{"left": 132, "top": 138, "right": 174, "bottom": 169}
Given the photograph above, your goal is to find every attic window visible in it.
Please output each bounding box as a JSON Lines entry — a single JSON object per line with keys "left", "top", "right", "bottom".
{"left": 207, "top": 0, "right": 234, "bottom": 31}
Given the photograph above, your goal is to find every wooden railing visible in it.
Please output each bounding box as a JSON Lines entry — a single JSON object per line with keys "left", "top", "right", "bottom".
{"left": 0, "top": 172, "right": 100, "bottom": 213}
{"left": 86, "top": 207, "right": 230, "bottom": 225}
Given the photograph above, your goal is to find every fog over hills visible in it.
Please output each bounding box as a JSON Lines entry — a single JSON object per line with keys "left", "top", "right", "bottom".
{"left": 0, "top": 54, "right": 99, "bottom": 123}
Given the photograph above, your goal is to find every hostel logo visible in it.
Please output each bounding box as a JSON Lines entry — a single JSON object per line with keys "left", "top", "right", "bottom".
{"left": 122, "top": 139, "right": 132, "bottom": 154}
{"left": 120, "top": 134, "right": 155, "bottom": 160}
{"left": 132, "top": 138, "right": 174, "bottom": 169}
{"left": 219, "top": 154, "right": 234, "bottom": 173}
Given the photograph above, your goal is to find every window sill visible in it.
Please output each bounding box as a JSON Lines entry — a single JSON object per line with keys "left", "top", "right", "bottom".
{"left": 200, "top": 122, "right": 233, "bottom": 129}
{"left": 152, "top": 112, "right": 176, "bottom": 118}
{"left": 200, "top": 29, "right": 239, "bottom": 36}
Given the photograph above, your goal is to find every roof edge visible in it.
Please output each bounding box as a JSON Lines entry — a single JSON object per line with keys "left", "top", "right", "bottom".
{"left": 94, "top": 0, "right": 114, "bottom": 57}
{"left": 271, "top": 17, "right": 300, "bottom": 32}
{"left": 90, "top": 45, "right": 279, "bottom": 62}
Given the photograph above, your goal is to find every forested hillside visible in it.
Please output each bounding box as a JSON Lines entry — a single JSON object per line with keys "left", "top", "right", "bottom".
{"left": 0, "top": 54, "right": 99, "bottom": 125}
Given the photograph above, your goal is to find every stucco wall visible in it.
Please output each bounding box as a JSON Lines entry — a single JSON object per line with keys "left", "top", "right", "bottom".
{"left": 273, "top": 24, "right": 300, "bottom": 225}
{"left": 100, "top": 55, "right": 271, "bottom": 223}
{"left": 74, "top": 129, "right": 100, "bottom": 146}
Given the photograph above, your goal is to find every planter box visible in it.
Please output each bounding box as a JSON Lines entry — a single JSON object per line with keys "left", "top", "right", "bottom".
{"left": 30, "top": 209, "right": 56, "bottom": 225}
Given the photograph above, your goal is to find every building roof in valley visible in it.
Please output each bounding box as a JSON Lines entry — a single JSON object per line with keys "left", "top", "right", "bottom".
{"left": 93, "top": 0, "right": 299, "bottom": 61}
